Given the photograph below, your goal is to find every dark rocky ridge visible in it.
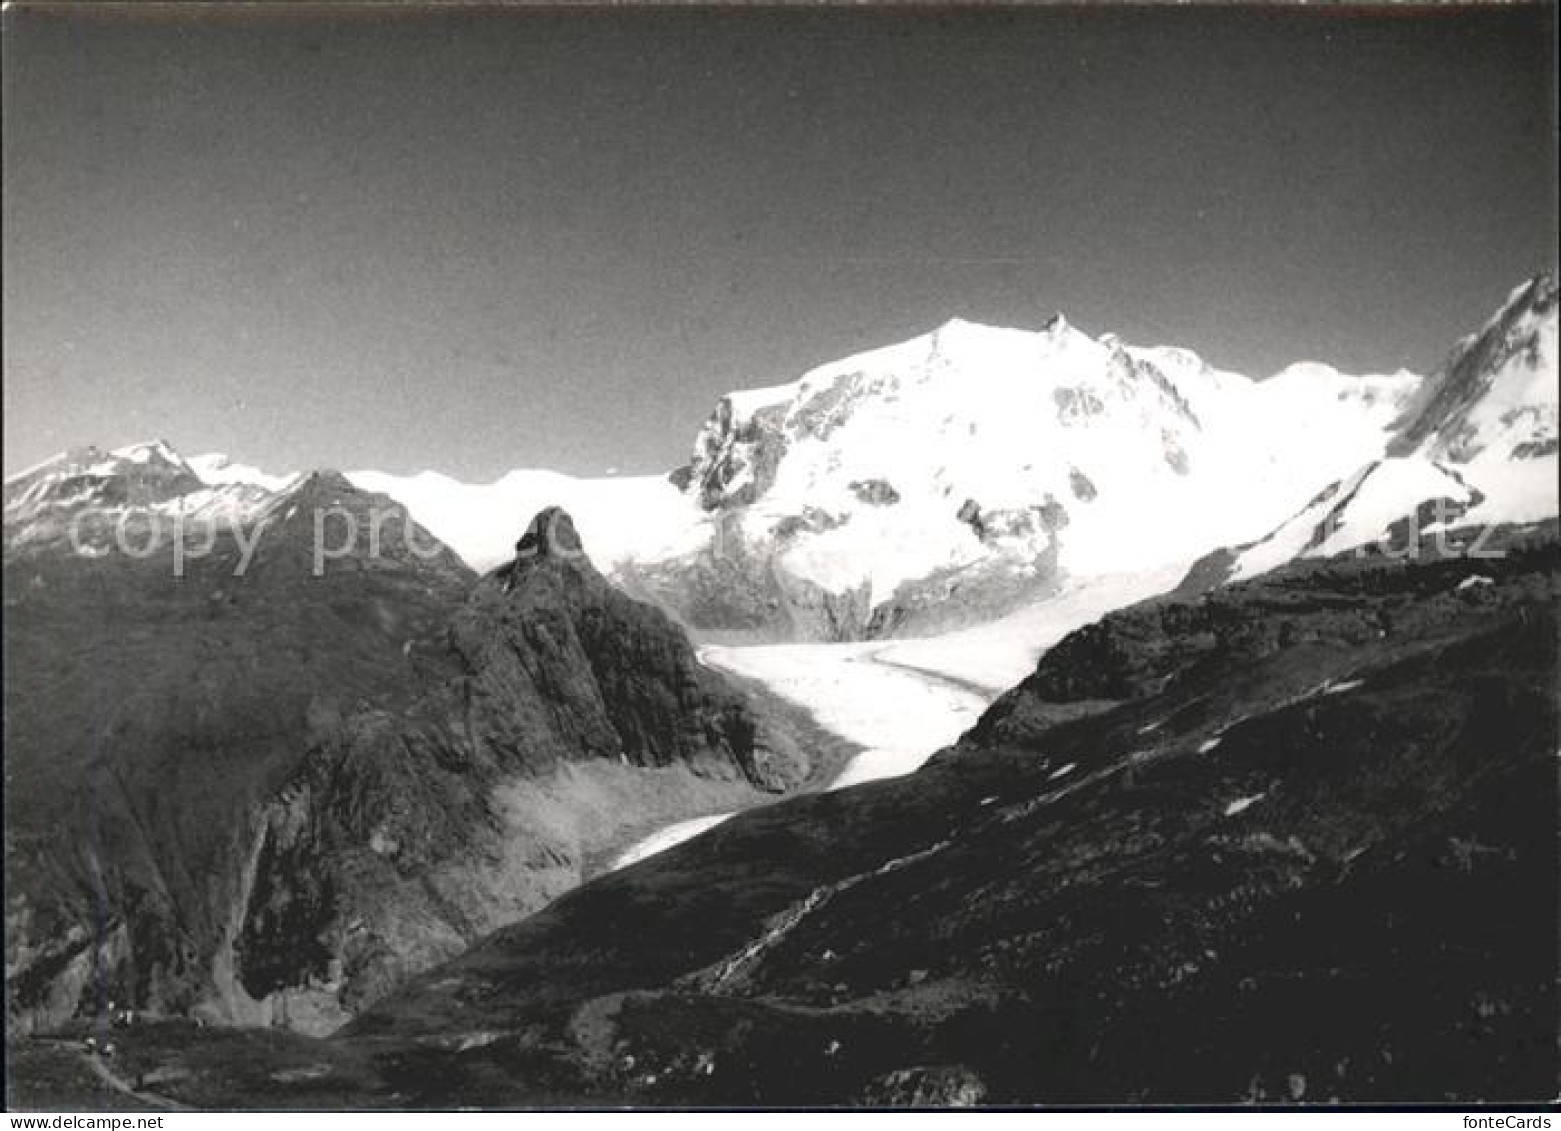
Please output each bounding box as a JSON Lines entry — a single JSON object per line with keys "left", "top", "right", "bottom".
{"left": 4, "top": 486, "right": 811, "bottom": 1036}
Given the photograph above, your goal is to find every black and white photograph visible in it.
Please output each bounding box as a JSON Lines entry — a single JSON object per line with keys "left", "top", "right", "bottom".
{"left": 3, "top": 0, "right": 1557, "bottom": 1113}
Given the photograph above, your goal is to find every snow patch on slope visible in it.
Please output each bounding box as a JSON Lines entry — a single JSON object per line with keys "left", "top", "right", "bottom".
{"left": 1228, "top": 458, "right": 1481, "bottom": 581}
{"left": 1456, "top": 454, "right": 1560, "bottom": 529}
{"left": 610, "top": 813, "right": 734, "bottom": 870}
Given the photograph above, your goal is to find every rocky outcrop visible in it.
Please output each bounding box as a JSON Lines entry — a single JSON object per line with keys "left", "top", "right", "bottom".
{"left": 688, "top": 400, "right": 790, "bottom": 510}
{"left": 860, "top": 1066, "right": 988, "bottom": 1107}
{"left": 847, "top": 479, "right": 900, "bottom": 506}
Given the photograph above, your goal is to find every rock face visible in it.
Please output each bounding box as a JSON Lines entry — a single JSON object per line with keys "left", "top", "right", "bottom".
{"left": 232, "top": 504, "right": 802, "bottom": 1024}
{"left": 4, "top": 453, "right": 805, "bottom": 1035}
{"left": 305, "top": 520, "right": 1556, "bottom": 1107}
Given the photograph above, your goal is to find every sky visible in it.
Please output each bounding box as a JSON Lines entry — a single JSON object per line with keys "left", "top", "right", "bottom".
{"left": 3, "top": 3, "right": 1556, "bottom": 481}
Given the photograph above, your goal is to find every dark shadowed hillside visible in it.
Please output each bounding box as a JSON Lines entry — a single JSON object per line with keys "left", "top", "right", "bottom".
{"left": 4, "top": 477, "right": 818, "bottom": 1038}
{"left": 4, "top": 471, "right": 473, "bottom": 1033}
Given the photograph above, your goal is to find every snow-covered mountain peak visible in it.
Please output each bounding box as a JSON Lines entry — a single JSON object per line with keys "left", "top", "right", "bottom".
{"left": 4, "top": 442, "right": 204, "bottom": 515}
{"left": 111, "top": 439, "right": 189, "bottom": 469}
{"left": 1390, "top": 270, "right": 1558, "bottom": 464}
{"left": 2, "top": 440, "right": 287, "bottom": 555}
{"left": 1499, "top": 270, "right": 1557, "bottom": 324}
{"left": 1269, "top": 360, "right": 1342, "bottom": 383}
{"left": 657, "top": 310, "right": 1442, "bottom": 624}
{"left": 187, "top": 451, "right": 300, "bottom": 492}
{"left": 1266, "top": 359, "right": 1419, "bottom": 399}
{"left": 5, "top": 440, "right": 189, "bottom": 485}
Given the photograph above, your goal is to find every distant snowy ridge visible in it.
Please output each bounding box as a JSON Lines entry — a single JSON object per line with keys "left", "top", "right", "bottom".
{"left": 187, "top": 451, "right": 302, "bottom": 493}
{"left": 344, "top": 467, "right": 707, "bottom": 574}
{"left": 3, "top": 441, "right": 280, "bottom": 553}
{"left": 11, "top": 274, "right": 1553, "bottom": 635}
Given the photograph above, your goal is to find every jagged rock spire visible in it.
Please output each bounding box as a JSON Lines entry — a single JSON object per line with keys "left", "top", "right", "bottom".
{"left": 515, "top": 505, "right": 584, "bottom": 560}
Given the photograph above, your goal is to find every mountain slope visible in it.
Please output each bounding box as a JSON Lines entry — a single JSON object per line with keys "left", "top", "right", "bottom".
{"left": 88, "top": 520, "right": 1556, "bottom": 1107}
{"left": 1389, "top": 273, "right": 1558, "bottom": 463}
{"left": 228, "top": 506, "right": 813, "bottom": 1029}
{"left": 4, "top": 469, "right": 473, "bottom": 1034}
{"left": 4, "top": 459, "right": 815, "bottom": 1036}
{"left": 1183, "top": 273, "right": 1558, "bottom": 591}
{"left": 3, "top": 442, "right": 275, "bottom": 556}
